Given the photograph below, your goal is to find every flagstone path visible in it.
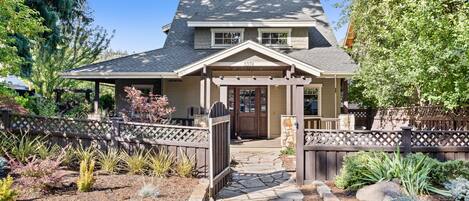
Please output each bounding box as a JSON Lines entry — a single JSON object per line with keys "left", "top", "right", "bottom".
{"left": 216, "top": 149, "right": 304, "bottom": 201}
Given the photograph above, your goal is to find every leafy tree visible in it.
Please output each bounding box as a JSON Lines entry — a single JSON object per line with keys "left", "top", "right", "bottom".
{"left": 0, "top": 0, "right": 46, "bottom": 76}
{"left": 341, "top": 0, "right": 469, "bottom": 109}
{"left": 30, "top": 2, "right": 112, "bottom": 98}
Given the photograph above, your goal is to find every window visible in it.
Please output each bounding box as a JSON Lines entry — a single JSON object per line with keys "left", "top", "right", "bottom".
{"left": 211, "top": 28, "right": 244, "bottom": 48}
{"left": 258, "top": 28, "right": 291, "bottom": 47}
{"left": 304, "top": 85, "right": 322, "bottom": 116}
{"left": 132, "top": 84, "right": 154, "bottom": 96}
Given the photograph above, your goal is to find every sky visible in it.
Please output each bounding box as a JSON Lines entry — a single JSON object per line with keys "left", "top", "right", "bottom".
{"left": 88, "top": 0, "right": 348, "bottom": 53}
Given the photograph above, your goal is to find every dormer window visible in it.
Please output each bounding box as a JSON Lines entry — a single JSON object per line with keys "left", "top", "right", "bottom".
{"left": 211, "top": 28, "right": 244, "bottom": 48}
{"left": 258, "top": 28, "right": 292, "bottom": 48}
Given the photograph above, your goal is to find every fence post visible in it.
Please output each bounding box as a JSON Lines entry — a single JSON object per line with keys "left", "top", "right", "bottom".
{"left": 401, "top": 126, "right": 412, "bottom": 155}
{"left": 110, "top": 117, "right": 122, "bottom": 150}
{"left": 1, "top": 109, "right": 12, "bottom": 132}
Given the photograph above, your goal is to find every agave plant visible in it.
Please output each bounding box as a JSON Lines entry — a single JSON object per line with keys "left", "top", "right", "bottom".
{"left": 97, "top": 149, "right": 120, "bottom": 174}
{"left": 120, "top": 149, "right": 148, "bottom": 175}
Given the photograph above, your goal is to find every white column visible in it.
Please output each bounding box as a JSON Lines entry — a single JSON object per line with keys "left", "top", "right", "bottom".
{"left": 220, "top": 85, "right": 228, "bottom": 106}
{"left": 94, "top": 81, "right": 100, "bottom": 114}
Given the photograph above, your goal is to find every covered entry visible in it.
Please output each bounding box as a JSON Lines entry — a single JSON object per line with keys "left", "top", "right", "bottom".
{"left": 229, "top": 86, "right": 268, "bottom": 138}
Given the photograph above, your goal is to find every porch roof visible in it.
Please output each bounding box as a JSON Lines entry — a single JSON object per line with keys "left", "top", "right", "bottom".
{"left": 61, "top": 42, "right": 357, "bottom": 79}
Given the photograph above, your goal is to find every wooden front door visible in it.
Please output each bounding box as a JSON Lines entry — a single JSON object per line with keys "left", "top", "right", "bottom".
{"left": 228, "top": 86, "right": 268, "bottom": 139}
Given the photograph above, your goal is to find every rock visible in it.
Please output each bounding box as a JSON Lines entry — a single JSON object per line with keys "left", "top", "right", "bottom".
{"left": 356, "top": 181, "right": 402, "bottom": 201}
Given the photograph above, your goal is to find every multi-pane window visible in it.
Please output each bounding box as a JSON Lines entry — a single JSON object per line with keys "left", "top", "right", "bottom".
{"left": 304, "top": 87, "right": 321, "bottom": 116}
{"left": 259, "top": 28, "right": 291, "bottom": 47}
{"left": 211, "top": 29, "right": 244, "bottom": 47}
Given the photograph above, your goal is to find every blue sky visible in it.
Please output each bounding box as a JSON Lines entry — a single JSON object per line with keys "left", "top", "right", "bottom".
{"left": 88, "top": 0, "right": 347, "bottom": 53}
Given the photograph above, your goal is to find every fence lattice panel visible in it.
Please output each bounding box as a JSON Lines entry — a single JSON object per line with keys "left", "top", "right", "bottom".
{"left": 120, "top": 122, "right": 209, "bottom": 143}
{"left": 412, "top": 130, "right": 469, "bottom": 147}
{"left": 10, "top": 114, "right": 112, "bottom": 136}
{"left": 304, "top": 129, "right": 402, "bottom": 147}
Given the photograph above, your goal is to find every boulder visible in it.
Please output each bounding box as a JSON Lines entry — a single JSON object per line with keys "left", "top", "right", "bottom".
{"left": 356, "top": 181, "right": 402, "bottom": 201}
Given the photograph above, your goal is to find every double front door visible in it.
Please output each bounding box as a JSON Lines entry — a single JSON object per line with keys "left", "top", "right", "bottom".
{"left": 228, "top": 86, "right": 268, "bottom": 139}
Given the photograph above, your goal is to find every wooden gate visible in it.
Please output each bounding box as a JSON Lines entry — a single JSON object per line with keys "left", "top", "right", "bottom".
{"left": 208, "top": 102, "right": 231, "bottom": 197}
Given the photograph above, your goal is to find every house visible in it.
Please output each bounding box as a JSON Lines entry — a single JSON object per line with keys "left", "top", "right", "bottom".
{"left": 61, "top": 0, "right": 357, "bottom": 140}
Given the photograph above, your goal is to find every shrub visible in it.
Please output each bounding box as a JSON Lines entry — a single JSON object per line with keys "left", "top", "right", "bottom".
{"left": 37, "top": 144, "right": 61, "bottom": 160}
{"left": 0, "top": 176, "right": 18, "bottom": 201}
{"left": 61, "top": 146, "right": 75, "bottom": 167}
{"left": 445, "top": 178, "right": 469, "bottom": 201}
{"left": 77, "top": 159, "right": 96, "bottom": 192}
{"left": 121, "top": 87, "right": 175, "bottom": 124}
{"left": 335, "top": 151, "right": 386, "bottom": 189}
{"left": 148, "top": 150, "right": 173, "bottom": 178}
{"left": 11, "top": 155, "right": 65, "bottom": 192}
{"left": 1, "top": 133, "right": 46, "bottom": 163}
{"left": 97, "top": 149, "right": 120, "bottom": 174}
{"left": 175, "top": 150, "right": 194, "bottom": 178}
{"left": 430, "top": 160, "right": 469, "bottom": 185}
{"left": 75, "top": 145, "right": 96, "bottom": 163}
{"left": 121, "top": 150, "right": 148, "bottom": 175}
{"left": 137, "top": 183, "right": 159, "bottom": 199}
{"left": 280, "top": 147, "right": 295, "bottom": 156}
{"left": 335, "top": 151, "right": 446, "bottom": 196}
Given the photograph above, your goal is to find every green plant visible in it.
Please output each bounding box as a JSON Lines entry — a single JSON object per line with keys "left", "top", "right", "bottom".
{"left": 77, "top": 159, "right": 96, "bottom": 192}
{"left": 335, "top": 151, "right": 385, "bottom": 189}
{"left": 175, "top": 149, "right": 194, "bottom": 178}
{"left": 335, "top": 150, "right": 447, "bottom": 197}
{"left": 121, "top": 150, "right": 148, "bottom": 175}
{"left": 37, "top": 143, "right": 61, "bottom": 159}
{"left": 137, "top": 183, "right": 159, "bottom": 199}
{"left": 61, "top": 146, "right": 75, "bottom": 167}
{"left": 280, "top": 147, "right": 295, "bottom": 156}
{"left": 75, "top": 145, "right": 96, "bottom": 163}
{"left": 445, "top": 178, "right": 469, "bottom": 201}
{"left": 148, "top": 150, "right": 174, "bottom": 178}
{"left": 430, "top": 160, "right": 469, "bottom": 185}
{"left": 97, "top": 149, "right": 120, "bottom": 174}
{"left": 1, "top": 133, "right": 46, "bottom": 163}
{"left": 0, "top": 176, "right": 18, "bottom": 201}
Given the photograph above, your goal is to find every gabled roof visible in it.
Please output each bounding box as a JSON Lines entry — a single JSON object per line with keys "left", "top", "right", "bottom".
{"left": 176, "top": 41, "right": 323, "bottom": 76}
{"left": 62, "top": 0, "right": 358, "bottom": 79}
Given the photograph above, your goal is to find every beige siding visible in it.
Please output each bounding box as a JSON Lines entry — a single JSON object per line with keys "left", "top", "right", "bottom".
{"left": 162, "top": 77, "right": 201, "bottom": 118}
{"left": 194, "top": 27, "right": 309, "bottom": 49}
{"left": 307, "top": 78, "right": 341, "bottom": 119}
{"left": 269, "top": 85, "right": 286, "bottom": 138}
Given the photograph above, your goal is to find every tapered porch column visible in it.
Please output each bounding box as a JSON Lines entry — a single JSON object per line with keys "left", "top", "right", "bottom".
{"left": 94, "top": 81, "right": 100, "bottom": 114}
{"left": 219, "top": 85, "right": 228, "bottom": 106}
{"left": 200, "top": 66, "right": 211, "bottom": 114}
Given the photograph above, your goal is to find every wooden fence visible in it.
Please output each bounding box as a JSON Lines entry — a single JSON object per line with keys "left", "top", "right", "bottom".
{"left": 208, "top": 102, "right": 231, "bottom": 197}
{"left": 1, "top": 103, "right": 232, "bottom": 197}
{"left": 296, "top": 127, "right": 469, "bottom": 183}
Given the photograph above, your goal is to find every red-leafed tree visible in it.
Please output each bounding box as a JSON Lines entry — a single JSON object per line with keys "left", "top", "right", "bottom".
{"left": 121, "top": 87, "right": 175, "bottom": 124}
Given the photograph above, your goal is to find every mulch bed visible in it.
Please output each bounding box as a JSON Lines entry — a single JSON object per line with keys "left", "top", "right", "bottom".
{"left": 15, "top": 171, "right": 198, "bottom": 201}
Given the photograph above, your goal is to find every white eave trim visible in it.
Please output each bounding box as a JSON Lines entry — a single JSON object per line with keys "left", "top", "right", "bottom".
{"left": 319, "top": 72, "right": 356, "bottom": 78}
{"left": 175, "top": 40, "right": 323, "bottom": 77}
{"left": 187, "top": 21, "right": 315, "bottom": 27}
{"left": 60, "top": 72, "right": 180, "bottom": 79}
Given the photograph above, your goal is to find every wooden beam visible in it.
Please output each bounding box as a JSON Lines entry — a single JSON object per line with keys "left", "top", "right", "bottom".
{"left": 212, "top": 77, "right": 312, "bottom": 86}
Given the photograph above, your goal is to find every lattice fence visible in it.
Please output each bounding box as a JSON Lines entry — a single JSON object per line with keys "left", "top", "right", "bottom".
{"left": 299, "top": 128, "right": 469, "bottom": 182}
{"left": 120, "top": 122, "right": 208, "bottom": 143}
{"left": 10, "top": 114, "right": 113, "bottom": 136}
{"left": 305, "top": 129, "right": 401, "bottom": 147}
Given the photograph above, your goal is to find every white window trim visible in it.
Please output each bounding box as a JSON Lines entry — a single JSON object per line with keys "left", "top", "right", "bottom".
{"left": 211, "top": 28, "right": 245, "bottom": 49}
{"left": 304, "top": 84, "right": 322, "bottom": 117}
{"left": 258, "top": 28, "right": 292, "bottom": 48}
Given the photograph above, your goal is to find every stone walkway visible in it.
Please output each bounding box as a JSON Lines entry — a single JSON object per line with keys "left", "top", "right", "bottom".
{"left": 216, "top": 149, "right": 304, "bottom": 201}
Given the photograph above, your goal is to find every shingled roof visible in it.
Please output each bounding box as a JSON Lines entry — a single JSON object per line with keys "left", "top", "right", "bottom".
{"left": 64, "top": 0, "right": 357, "bottom": 77}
